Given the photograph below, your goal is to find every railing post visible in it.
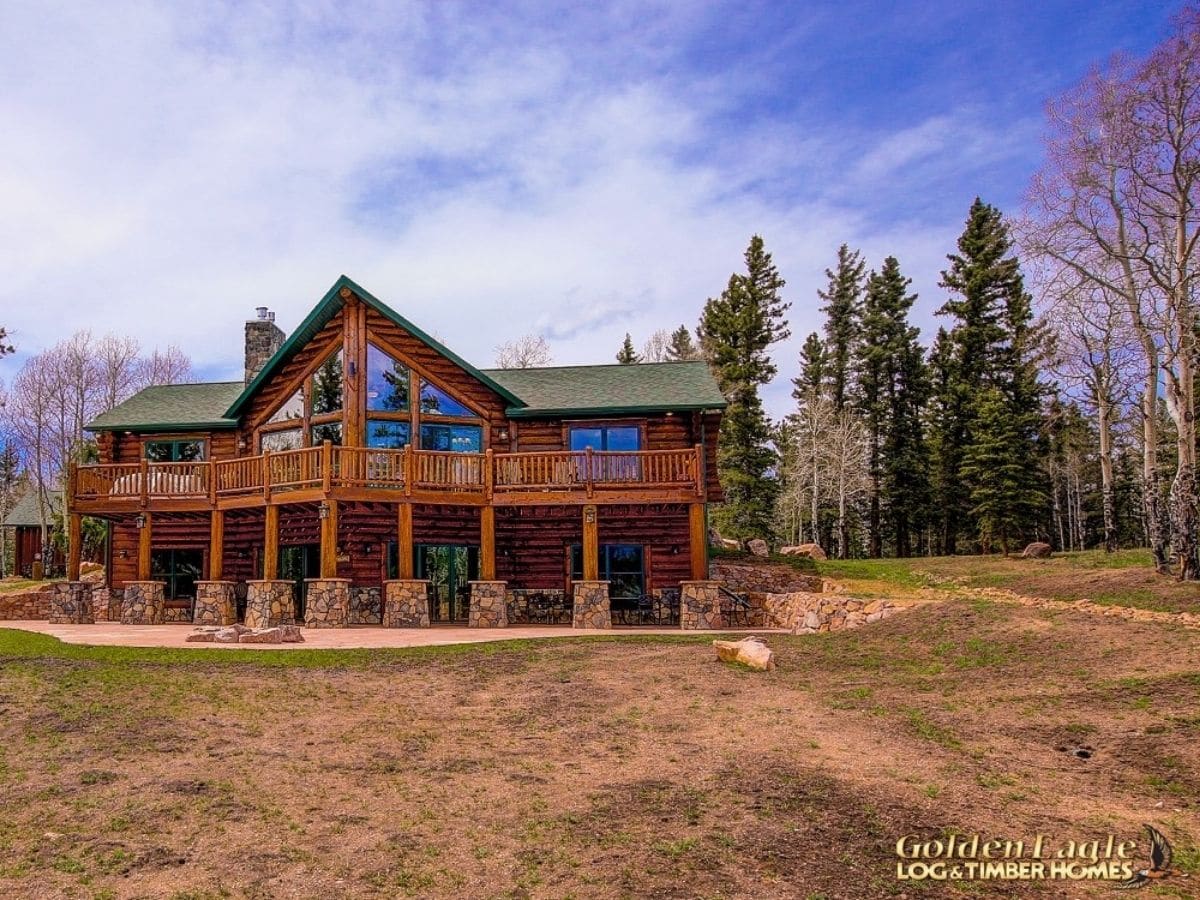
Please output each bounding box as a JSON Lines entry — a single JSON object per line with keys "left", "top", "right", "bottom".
{"left": 322, "top": 440, "right": 333, "bottom": 493}
{"left": 585, "top": 447, "right": 594, "bottom": 498}
{"left": 484, "top": 448, "right": 494, "bottom": 501}
{"left": 403, "top": 446, "right": 413, "bottom": 497}
{"left": 208, "top": 459, "right": 217, "bottom": 506}
{"left": 139, "top": 456, "right": 149, "bottom": 508}
{"left": 262, "top": 449, "right": 272, "bottom": 502}
{"left": 694, "top": 444, "right": 704, "bottom": 497}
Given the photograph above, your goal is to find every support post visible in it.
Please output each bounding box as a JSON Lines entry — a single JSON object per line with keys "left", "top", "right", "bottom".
{"left": 480, "top": 505, "right": 496, "bottom": 580}
{"left": 320, "top": 499, "right": 338, "bottom": 578}
{"left": 209, "top": 509, "right": 225, "bottom": 580}
{"left": 137, "top": 512, "right": 152, "bottom": 581}
{"left": 67, "top": 512, "right": 82, "bottom": 582}
{"left": 582, "top": 504, "right": 599, "bottom": 581}
{"left": 397, "top": 503, "right": 414, "bottom": 579}
{"left": 263, "top": 504, "right": 279, "bottom": 579}
{"left": 688, "top": 501, "right": 708, "bottom": 581}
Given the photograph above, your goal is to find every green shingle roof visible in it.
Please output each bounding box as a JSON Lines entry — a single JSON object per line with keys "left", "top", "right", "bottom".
{"left": 481, "top": 361, "right": 726, "bottom": 417}
{"left": 2, "top": 490, "right": 62, "bottom": 528}
{"left": 86, "top": 382, "right": 243, "bottom": 432}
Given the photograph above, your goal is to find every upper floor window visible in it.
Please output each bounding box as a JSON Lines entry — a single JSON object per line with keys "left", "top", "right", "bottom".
{"left": 145, "top": 440, "right": 205, "bottom": 461}
{"left": 367, "top": 420, "right": 411, "bottom": 449}
{"left": 366, "top": 344, "right": 410, "bottom": 412}
{"left": 420, "top": 380, "right": 474, "bottom": 418}
{"left": 267, "top": 387, "right": 304, "bottom": 424}
{"left": 569, "top": 425, "right": 640, "bottom": 452}
{"left": 311, "top": 349, "right": 344, "bottom": 416}
{"left": 420, "top": 423, "right": 481, "bottom": 453}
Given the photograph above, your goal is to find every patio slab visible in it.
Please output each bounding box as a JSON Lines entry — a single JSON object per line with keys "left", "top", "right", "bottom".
{"left": 0, "top": 620, "right": 780, "bottom": 650}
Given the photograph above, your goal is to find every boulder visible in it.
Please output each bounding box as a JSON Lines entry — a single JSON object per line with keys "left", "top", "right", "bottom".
{"left": 1021, "top": 542, "right": 1052, "bottom": 559}
{"left": 185, "top": 631, "right": 215, "bottom": 643}
{"left": 780, "top": 543, "right": 827, "bottom": 560}
{"left": 746, "top": 538, "right": 770, "bottom": 557}
{"left": 213, "top": 627, "right": 242, "bottom": 643}
{"left": 278, "top": 624, "right": 305, "bottom": 643}
{"left": 239, "top": 627, "right": 283, "bottom": 644}
{"left": 713, "top": 635, "right": 776, "bottom": 671}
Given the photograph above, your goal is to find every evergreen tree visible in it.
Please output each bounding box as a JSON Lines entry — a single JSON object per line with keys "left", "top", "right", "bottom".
{"left": 961, "top": 388, "right": 1037, "bottom": 552}
{"left": 794, "top": 333, "right": 825, "bottom": 401}
{"left": 666, "top": 325, "right": 702, "bottom": 360}
{"left": 699, "top": 235, "right": 791, "bottom": 539}
{"left": 936, "top": 199, "right": 1045, "bottom": 551}
{"left": 818, "top": 244, "right": 866, "bottom": 410}
{"left": 855, "top": 257, "right": 927, "bottom": 556}
{"left": 616, "top": 333, "right": 640, "bottom": 364}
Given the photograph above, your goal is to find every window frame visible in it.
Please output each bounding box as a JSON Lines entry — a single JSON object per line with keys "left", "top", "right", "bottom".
{"left": 565, "top": 420, "right": 645, "bottom": 452}
{"left": 569, "top": 543, "right": 646, "bottom": 599}
{"left": 143, "top": 439, "right": 207, "bottom": 462}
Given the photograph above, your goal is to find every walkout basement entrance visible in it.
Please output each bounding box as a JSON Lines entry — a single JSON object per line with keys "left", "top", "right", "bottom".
{"left": 415, "top": 545, "right": 478, "bottom": 624}
{"left": 280, "top": 544, "right": 319, "bottom": 620}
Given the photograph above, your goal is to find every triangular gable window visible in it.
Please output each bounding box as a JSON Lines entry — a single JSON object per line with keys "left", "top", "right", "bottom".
{"left": 311, "top": 349, "right": 344, "bottom": 416}
{"left": 366, "top": 344, "right": 410, "bottom": 412}
{"left": 419, "top": 380, "right": 476, "bottom": 419}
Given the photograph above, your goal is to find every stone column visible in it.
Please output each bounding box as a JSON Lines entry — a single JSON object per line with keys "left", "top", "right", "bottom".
{"left": 49, "top": 581, "right": 94, "bottom": 624}
{"left": 245, "top": 579, "right": 295, "bottom": 629}
{"left": 193, "top": 581, "right": 237, "bottom": 626}
{"left": 303, "top": 578, "right": 351, "bottom": 628}
{"left": 383, "top": 580, "right": 431, "bottom": 627}
{"left": 572, "top": 580, "right": 611, "bottom": 629}
{"left": 121, "top": 581, "right": 166, "bottom": 625}
{"left": 468, "top": 581, "right": 508, "bottom": 628}
{"left": 679, "top": 580, "right": 721, "bottom": 630}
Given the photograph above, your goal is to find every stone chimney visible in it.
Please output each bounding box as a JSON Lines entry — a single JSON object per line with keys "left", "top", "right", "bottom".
{"left": 244, "top": 307, "right": 285, "bottom": 384}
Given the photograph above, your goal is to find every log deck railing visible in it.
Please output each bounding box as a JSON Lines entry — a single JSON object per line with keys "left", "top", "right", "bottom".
{"left": 70, "top": 444, "right": 704, "bottom": 509}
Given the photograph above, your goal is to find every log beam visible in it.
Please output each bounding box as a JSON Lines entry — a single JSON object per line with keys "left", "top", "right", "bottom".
{"left": 263, "top": 505, "right": 279, "bottom": 579}
{"left": 480, "top": 505, "right": 496, "bottom": 580}
{"left": 320, "top": 499, "right": 339, "bottom": 578}
{"left": 397, "top": 503, "right": 413, "bottom": 579}
{"left": 209, "top": 509, "right": 225, "bottom": 580}
{"left": 582, "top": 504, "right": 599, "bottom": 581}
{"left": 137, "top": 512, "right": 153, "bottom": 581}
{"left": 688, "top": 501, "right": 708, "bottom": 581}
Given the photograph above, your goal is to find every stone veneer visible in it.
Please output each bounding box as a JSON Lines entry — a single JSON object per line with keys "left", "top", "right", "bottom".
{"left": 245, "top": 580, "right": 295, "bottom": 629}
{"left": 679, "top": 580, "right": 721, "bottom": 630}
{"left": 193, "top": 581, "right": 238, "bottom": 626}
{"left": 571, "top": 581, "right": 611, "bottom": 629}
{"left": 49, "top": 581, "right": 94, "bottom": 624}
{"left": 121, "top": 581, "right": 166, "bottom": 625}
{"left": 0, "top": 584, "right": 54, "bottom": 620}
{"left": 468, "top": 581, "right": 508, "bottom": 628}
{"left": 91, "top": 587, "right": 121, "bottom": 622}
{"left": 304, "top": 578, "right": 351, "bottom": 628}
{"left": 383, "top": 580, "right": 430, "bottom": 627}
{"left": 350, "top": 586, "right": 383, "bottom": 625}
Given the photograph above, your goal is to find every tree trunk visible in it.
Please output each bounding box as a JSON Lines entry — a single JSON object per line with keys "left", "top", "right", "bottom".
{"left": 1097, "top": 400, "right": 1116, "bottom": 553}
{"left": 1141, "top": 367, "right": 1170, "bottom": 573}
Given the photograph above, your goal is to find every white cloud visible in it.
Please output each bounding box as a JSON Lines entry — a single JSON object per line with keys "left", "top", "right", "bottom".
{"left": 0, "top": 2, "right": 1028, "bottom": 420}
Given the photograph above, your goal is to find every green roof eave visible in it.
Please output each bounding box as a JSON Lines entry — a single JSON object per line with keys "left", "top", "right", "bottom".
{"left": 87, "top": 420, "right": 239, "bottom": 433}
{"left": 224, "top": 275, "right": 526, "bottom": 418}
{"left": 505, "top": 401, "right": 725, "bottom": 419}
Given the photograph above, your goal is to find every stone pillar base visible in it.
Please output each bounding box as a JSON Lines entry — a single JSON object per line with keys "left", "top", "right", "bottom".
{"left": 304, "top": 578, "right": 351, "bottom": 628}
{"left": 468, "top": 581, "right": 508, "bottom": 628}
{"left": 245, "top": 580, "right": 295, "bottom": 629}
{"left": 121, "top": 581, "right": 166, "bottom": 625}
{"left": 383, "top": 580, "right": 431, "bottom": 627}
{"left": 572, "top": 581, "right": 611, "bottom": 629}
{"left": 680, "top": 580, "right": 721, "bottom": 629}
{"left": 193, "top": 581, "right": 237, "bottom": 625}
{"left": 49, "top": 581, "right": 94, "bottom": 624}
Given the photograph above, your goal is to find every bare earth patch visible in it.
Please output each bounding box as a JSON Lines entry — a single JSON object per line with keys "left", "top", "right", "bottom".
{"left": 0, "top": 597, "right": 1197, "bottom": 898}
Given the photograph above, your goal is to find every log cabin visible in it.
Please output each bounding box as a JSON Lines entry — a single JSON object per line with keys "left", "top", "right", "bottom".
{"left": 67, "top": 275, "right": 726, "bottom": 629}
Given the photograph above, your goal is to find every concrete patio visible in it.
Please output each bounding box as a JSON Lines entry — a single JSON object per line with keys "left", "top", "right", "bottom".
{"left": 0, "top": 620, "right": 772, "bottom": 650}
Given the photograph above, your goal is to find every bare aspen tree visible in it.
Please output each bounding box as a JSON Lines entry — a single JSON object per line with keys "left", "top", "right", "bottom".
{"left": 135, "top": 345, "right": 193, "bottom": 389}
{"left": 494, "top": 335, "right": 553, "bottom": 369}
{"left": 641, "top": 330, "right": 672, "bottom": 363}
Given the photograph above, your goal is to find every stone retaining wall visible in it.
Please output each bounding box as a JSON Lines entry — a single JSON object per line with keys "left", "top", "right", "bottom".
{"left": 49, "top": 582, "right": 94, "bottom": 624}
{"left": 121, "top": 581, "right": 166, "bottom": 625}
{"left": 92, "top": 587, "right": 121, "bottom": 622}
{"left": 679, "top": 581, "right": 721, "bottom": 630}
{"left": 712, "top": 561, "right": 824, "bottom": 594}
{"left": 572, "top": 581, "right": 610, "bottom": 629}
{"left": 0, "top": 584, "right": 54, "bottom": 620}
{"left": 468, "top": 581, "right": 508, "bottom": 628}
{"left": 761, "top": 592, "right": 898, "bottom": 633}
{"left": 350, "top": 586, "right": 382, "bottom": 625}
{"left": 383, "top": 580, "right": 430, "bottom": 627}
{"left": 245, "top": 580, "right": 295, "bottom": 629}
{"left": 304, "top": 579, "right": 351, "bottom": 628}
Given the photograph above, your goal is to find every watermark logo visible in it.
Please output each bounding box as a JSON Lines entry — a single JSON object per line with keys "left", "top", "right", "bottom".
{"left": 894, "top": 825, "right": 1187, "bottom": 889}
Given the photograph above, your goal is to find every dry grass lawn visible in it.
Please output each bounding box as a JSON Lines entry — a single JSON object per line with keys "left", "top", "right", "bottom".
{"left": 0, "top": 585, "right": 1197, "bottom": 897}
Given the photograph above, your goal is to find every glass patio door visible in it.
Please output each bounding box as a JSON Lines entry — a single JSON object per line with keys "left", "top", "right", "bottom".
{"left": 416, "top": 545, "right": 478, "bottom": 623}
{"left": 279, "top": 544, "right": 320, "bottom": 620}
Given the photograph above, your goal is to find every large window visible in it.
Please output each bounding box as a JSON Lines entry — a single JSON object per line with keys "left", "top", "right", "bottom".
{"left": 267, "top": 387, "right": 304, "bottom": 424}
{"left": 151, "top": 550, "right": 203, "bottom": 600}
{"left": 570, "top": 544, "right": 645, "bottom": 599}
{"left": 419, "top": 380, "right": 474, "bottom": 418}
{"left": 568, "top": 425, "right": 640, "bottom": 452}
{"left": 145, "top": 440, "right": 205, "bottom": 461}
{"left": 311, "top": 421, "right": 343, "bottom": 446}
{"left": 310, "top": 349, "right": 344, "bottom": 416}
{"left": 368, "top": 420, "right": 411, "bottom": 449}
{"left": 261, "top": 429, "right": 303, "bottom": 452}
{"left": 420, "top": 423, "right": 482, "bottom": 453}
{"left": 366, "top": 344, "right": 411, "bottom": 412}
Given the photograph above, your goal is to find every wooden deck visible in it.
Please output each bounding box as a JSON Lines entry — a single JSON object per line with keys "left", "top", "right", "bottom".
{"left": 70, "top": 444, "right": 706, "bottom": 513}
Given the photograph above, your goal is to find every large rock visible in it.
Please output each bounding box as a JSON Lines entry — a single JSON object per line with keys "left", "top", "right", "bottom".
{"left": 239, "top": 627, "right": 283, "bottom": 644}
{"left": 713, "top": 635, "right": 776, "bottom": 671}
{"left": 746, "top": 538, "right": 770, "bottom": 557}
{"left": 780, "top": 543, "right": 827, "bottom": 560}
{"left": 1021, "top": 542, "right": 1052, "bottom": 559}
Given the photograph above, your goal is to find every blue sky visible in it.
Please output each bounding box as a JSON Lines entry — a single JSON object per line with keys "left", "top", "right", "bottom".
{"left": 0, "top": 1, "right": 1181, "bottom": 418}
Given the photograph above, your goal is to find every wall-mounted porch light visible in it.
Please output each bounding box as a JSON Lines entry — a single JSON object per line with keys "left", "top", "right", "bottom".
{"left": 318, "top": 503, "right": 330, "bottom": 520}
{"left": 135, "top": 514, "right": 147, "bottom": 529}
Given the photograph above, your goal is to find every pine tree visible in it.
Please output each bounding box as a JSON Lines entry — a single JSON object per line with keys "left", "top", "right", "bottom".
{"left": 818, "top": 244, "right": 866, "bottom": 410}
{"left": 936, "top": 199, "right": 1045, "bottom": 551}
{"left": 616, "top": 333, "right": 640, "bottom": 364}
{"left": 961, "top": 388, "right": 1036, "bottom": 553}
{"left": 794, "top": 333, "right": 825, "bottom": 400}
{"left": 666, "top": 325, "right": 702, "bottom": 361}
{"left": 699, "top": 235, "right": 791, "bottom": 540}
{"left": 855, "top": 257, "right": 927, "bottom": 556}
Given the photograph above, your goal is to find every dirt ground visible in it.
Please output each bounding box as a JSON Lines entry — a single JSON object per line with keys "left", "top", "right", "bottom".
{"left": 0, "top": 595, "right": 1197, "bottom": 899}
